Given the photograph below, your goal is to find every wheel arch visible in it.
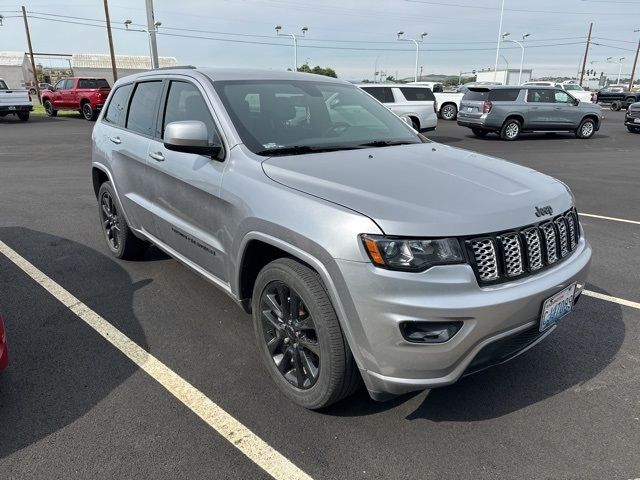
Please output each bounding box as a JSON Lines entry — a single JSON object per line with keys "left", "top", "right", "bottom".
{"left": 581, "top": 113, "right": 600, "bottom": 128}
{"left": 92, "top": 165, "right": 111, "bottom": 199}
{"left": 503, "top": 113, "right": 524, "bottom": 125}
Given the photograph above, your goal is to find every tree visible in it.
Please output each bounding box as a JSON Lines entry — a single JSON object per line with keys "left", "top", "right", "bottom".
{"left": 292, "top": 63, "right": 337, "bottom": 78}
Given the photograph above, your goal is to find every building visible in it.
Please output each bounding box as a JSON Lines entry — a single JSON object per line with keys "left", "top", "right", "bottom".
{"left": 0, "top": 51, "right": 32, "bottom": 89}
{"left": 0, "top": 52, "right": 178, "bottom": 88}
{"left": 476, "top": 68, "right": 533, "bottom": 85}
{"left": 72, "top": 54, "right": 178, "bottom": 85}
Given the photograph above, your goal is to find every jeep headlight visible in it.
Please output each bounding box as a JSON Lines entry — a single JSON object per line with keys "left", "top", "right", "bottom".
{"left": 361, "top": 235, "right": 464, "bottom": 272}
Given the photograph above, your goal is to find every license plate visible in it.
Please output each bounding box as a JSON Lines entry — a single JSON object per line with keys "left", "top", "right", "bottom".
{"left": 8, "top": 106, "right": 16, "bottom": 110}
{"left": 540, "top": 284, "right": 576, "bottom": 331}
{"left": 634, "top": 118, "right": 640, "bottom": 123}
{"left": 467, "top": 107, "right": 473, "bottom": 112}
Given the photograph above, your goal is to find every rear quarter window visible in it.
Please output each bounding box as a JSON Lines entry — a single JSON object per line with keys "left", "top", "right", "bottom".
{"left": 399, "top": 87, "right": 435, "bottom": 102}
{"left": 488, "top": 89, "right": 520, "bottom": 102}
{"left": 361, "top": 87, "right": 393, "bottom": 103}
{"left": 103, "top": 83, "right": 133, "bottom": 127}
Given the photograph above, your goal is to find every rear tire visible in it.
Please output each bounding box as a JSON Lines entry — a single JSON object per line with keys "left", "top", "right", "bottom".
{"left": 17, "top": 112, "right": 29, "bottom": 122}
{"left": 500, "top": 118, "right": 521, "bottom": 141}
{"left": 82, "top": 102, "right": 98, "bottom": 121}
{"left": 44, "top": 100, "right": 57, "bottom": 117}
{"left": 610, "top": 101, "right": 622, "bottom": 111}
{"left": 252, "top": 258, "right": 360, "bottom": 410}
{"left": 440, "top": 103, "right": 458, "bottom": 120}
{"left": 628, "top": 125, "right": 640, "bottom": 133}
{"left": 97, "top": 181, "right": 148, "bottom": 260}
{"left": 575, "top": 118, "right": 596, "bottom": 139}
{"left": 472, "top": 128, "right": 488, "bottom": 137}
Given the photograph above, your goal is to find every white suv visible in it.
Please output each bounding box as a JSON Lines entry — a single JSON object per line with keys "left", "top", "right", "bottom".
{"left": 358, "top": 84, "right": 437, "bottom": 132}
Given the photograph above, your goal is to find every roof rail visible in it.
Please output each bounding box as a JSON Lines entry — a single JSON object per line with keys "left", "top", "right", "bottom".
{"left": 154, "top": 65, "right": 197, "bottom": 71}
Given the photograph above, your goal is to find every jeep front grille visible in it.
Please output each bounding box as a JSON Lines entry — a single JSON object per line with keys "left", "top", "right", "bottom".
{"left": 466, "top": 208, "right": 581, "bottom": 284}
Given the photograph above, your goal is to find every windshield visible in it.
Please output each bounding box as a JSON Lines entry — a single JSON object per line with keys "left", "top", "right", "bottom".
{"left": 0, "top": 80, "right": 8, "bottom": 90}
{"left": 563, "top": 84, "right": 581, "bottom": 91}
{"left": 213, "top": 80, "right": 423, "bottom": 155}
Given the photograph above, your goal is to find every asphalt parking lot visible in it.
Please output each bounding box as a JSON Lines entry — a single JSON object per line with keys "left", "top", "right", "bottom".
{"left": 0, "top": 111, "right": 638, "bottom": 480}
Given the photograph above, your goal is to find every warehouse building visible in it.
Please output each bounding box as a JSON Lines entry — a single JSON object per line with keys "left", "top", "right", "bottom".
{"left": 0, "top": 51, "right": 32, "bottom": 89}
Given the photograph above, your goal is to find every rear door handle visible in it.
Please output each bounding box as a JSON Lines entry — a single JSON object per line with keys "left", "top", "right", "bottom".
{"left": 109, "top": 136, "right": 121, "bottom": 144}
{"left": 149, "top": 151, "right": 165, "bottom": 162}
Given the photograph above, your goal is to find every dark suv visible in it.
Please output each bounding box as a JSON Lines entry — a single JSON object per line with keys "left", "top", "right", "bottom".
{"left": 457, "top": 86, "right": 603, "bottom": 140}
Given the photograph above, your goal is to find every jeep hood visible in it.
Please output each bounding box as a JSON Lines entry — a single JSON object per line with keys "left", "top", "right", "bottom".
{"left": 261, "top": 143, "right": 572, "bottom": 237}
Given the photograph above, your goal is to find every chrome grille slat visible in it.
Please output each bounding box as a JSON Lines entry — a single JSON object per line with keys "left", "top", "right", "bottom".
{"left": 554, "top": 217, "right": 569, "bottom": 257}
{"left": 470, "top": 238, "right": 499, "bottom": 281}
{"left": 540, "top": 222, "right": 558, "bottom": 264}
{"left": 467, "top": 208, "right": 580, "bottom": 284}
{"left": 500, "top": 233, "right": 524, "bottom": 277}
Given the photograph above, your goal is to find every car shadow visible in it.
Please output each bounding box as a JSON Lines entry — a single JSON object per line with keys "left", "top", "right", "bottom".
{"left": 0, "top": 227, "right": 149, "bottom": 458}
{"left": 468, "top": 132, "right": 611, "bottom": 141}
{"left": 324, "top": 287, "right": 624, "bottom": 420}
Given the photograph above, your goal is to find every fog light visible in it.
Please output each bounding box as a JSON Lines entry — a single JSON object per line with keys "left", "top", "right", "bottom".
{"left": 400, "top": 321, "right": 463, "bottom": 344}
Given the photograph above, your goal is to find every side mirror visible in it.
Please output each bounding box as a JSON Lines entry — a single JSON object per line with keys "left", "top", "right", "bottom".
{"left": 164, "top": 121, "right": 223, "bottom": 159}
{"left": 574, "top": 99, "right": 580, "bottom": 106}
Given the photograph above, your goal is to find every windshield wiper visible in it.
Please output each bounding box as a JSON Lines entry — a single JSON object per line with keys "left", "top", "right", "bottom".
{"left": 256, "top": 145, "right": 360, "bottom": 156}
{"left": 355, "top": 140, "right": 418, "bottom": 148}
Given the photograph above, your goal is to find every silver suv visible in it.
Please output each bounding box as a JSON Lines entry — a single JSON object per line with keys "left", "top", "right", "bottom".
{"left": 92, "top": 68, "right": 592, "bottom": 409}
{"left": 457, "top": 86, "right": 603, "bottom": 140}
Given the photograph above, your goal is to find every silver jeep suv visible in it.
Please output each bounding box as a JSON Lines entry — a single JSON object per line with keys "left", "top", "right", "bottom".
{"left": 92, "top": 68, "right": 592, "bottom": 409}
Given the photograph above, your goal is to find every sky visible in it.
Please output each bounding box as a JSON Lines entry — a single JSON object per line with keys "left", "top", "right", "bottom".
{"left": 0, "top": 0, "right": 639, "bottom": 81}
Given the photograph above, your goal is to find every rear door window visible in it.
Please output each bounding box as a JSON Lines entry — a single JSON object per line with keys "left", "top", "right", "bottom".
{"left": 126, "top": 81, "right": 163, "bottom": 136}
{"left": 527, "top": 89, "right": 555, "bottom": 103}
{"left": 488, "top": 89, "right": 520, "bottom": 102}
{"left": 104, "top": 83, "right": 133, "bottom": 127}
{"left": 361, "top": 87, "right": 393, "bottom": 103}
{"left": 399, "top": 87, "right": 435, "bottom": 101}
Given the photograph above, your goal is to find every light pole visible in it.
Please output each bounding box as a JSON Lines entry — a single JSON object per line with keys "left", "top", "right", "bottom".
{"left": 275, "top": 25, "right": 308, "bottom": 72}
{"left": 629, "top": 29, "right": 639, "bottom": 90}
{"left": 124, "top": 19, "right": 162, "bottom": 69}
{"left": 397, "top": 31, "right": 428, "bottom": 82}
{"left": 374, "top": 55, "right": 381, "bottom": 83}
{"left": 494, "top": 0, "right": 506, "bottom": 81}
{"left": 607, "top": 56, "right": 626, "bottom": 85}
{"left": 501, "top": 32, "right": 529, "bottom": 85}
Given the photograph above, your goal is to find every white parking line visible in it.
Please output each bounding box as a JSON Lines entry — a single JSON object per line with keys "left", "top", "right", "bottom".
{"left": 583, "top": 290, "right": 640, "bottom": 310}
{"left": 581, "top": 213, "right": 640, "bottom": 226}
{"left": 0, "top": 240, "right": 312, "bottom": 480}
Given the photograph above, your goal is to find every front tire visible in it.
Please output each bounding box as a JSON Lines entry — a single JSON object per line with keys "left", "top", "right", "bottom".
{"left": 43, "top": 100, "right": 57, "bottom": 117}
{"left": 82, "top": 103, "right": 98, "bottom": 121}
{"left": 610, "top": 101, "right": 622, "bottom": 111}
{"left": 576, "top": 118, "right": 596, "bottom": 139}
{"left": 440, "top": 103, "right": 458, "bottom": 120}
{"left": 252, "top": 258, "right": 360, "bottom": 409}
{"left": 500, "top": 118, "right": 521, "bottom": 141}
{"left": 97, "top": 181, "right": 148, "bottom": 260}
{"left": 17, "top": 112, "right": 29, "bottom": 122}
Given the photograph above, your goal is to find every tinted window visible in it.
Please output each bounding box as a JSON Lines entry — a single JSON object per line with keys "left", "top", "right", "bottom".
{"left": 488, "top": 89, "right": 520, "bottom": 102}
{"left": 55, "top": 79, "right": 68, "bottom": 90}
{"left": 462, "top": 89, "right": 489, "bottom": 101}
{"left": 563, "top": 84, "right": 581, "bottom": 91}
{"left": 104, "top": 83, "right": 133, "bottom": 127}
{"left": 0, "top": 80, "right": 8, "bottom": 90}
{"left": 163, "top": 81, "right": 217, "bottom": 144}
{"left": 362, "top": 87, "right": 393, "bottom": 103}
{"left": 527, "top": 89, "right": 555, "bottom": 103}
{"left": 126, "top": 81, "right": 163, "bottom": 136}
{"left": 400, "top": 87, "right": 435, "bottom": 101}
{"left": 78, "top": 78, "right": 110, "bottom": 89}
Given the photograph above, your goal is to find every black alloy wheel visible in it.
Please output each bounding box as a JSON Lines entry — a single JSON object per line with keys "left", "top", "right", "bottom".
{"left": 260, "top": 281, "right": 320, "bottom": 389}
{"left": 100, "top": 190, "right": 122, "bottom": 252}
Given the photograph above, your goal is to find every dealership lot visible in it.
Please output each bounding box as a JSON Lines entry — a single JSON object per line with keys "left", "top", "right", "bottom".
{"left": 0, "top": 112, "right": 638, "bottom": 479}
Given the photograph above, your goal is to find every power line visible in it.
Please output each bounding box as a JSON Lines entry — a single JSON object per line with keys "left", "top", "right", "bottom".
{"left": 404, "top": 0, "right": 640, "bottom": 15}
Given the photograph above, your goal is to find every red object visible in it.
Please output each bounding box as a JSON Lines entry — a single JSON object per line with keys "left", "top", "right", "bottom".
{"left": 41, "top": 77, "right": 111, "bottom": 115}
{"left": 0, "top": 314, "right": 8, "bottom": 373}
{"left": 482, "top": 100, "right": 493, "bottom": 114}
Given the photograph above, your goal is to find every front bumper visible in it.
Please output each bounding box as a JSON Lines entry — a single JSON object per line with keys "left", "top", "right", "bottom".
{"left": 624, "top": 115, "right": 640, "bottom": 127}
{"left": 335, "top": 237, "right": 592, "bottom": 399}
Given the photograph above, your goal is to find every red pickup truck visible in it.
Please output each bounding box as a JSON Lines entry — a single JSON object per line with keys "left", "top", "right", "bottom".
{"left": 42, "top": 77, "right": 111, "bottom": 121}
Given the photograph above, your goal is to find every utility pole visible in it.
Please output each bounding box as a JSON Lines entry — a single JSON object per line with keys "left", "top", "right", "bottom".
{"left": 493, "top": 0, "right": 506, "bottom": 81}
{"left": 145, "top": 0, "right": 159, "bottom": 69}
{"left": 103, "top": 0, "right": 118, "bottom": 83}
{"left": 629, "top": 31, "right": 640, "bottom": 91}
{"left": 579, "top": 22, "right": 593, "bottom": 87}
{"left": 21, "top": 6, "right": 40, "bottom": 103}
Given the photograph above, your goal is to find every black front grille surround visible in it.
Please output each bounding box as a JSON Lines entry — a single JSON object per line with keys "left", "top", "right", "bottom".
{"left": 464, "top": 208, "right": 581, "bottom": 285}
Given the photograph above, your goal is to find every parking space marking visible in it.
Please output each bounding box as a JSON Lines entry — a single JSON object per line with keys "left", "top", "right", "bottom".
{"left": 0, "top": 240, "right": 313, "bottom": 480}
{"left": 583, "top": 290, "right": 640, "bottom": 310}
{"left": 581, "top": 213, "right": 640, "bottom": 226}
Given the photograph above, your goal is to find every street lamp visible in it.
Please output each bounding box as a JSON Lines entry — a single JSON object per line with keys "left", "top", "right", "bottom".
{"left": 124, "top": 19, "right": 162, "bottom": 69}
{"left": 275, "top": 25, "right": 308, "bottom": 72}
{"left": 501, "top": 32, "right": 529, "bottom": 85}
{"left": 397, "top": 31, "right": 428, "bottom": 82}
{"left": 607, "top": 56, "right": 626, "bottom": 85}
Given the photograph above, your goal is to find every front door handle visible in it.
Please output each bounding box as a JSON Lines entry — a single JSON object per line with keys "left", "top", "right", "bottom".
{"left": 109, "top": 136, "right": 121, "bottom": 144}
{"left": 149, "top": 151, "right": 165, "bottom": 162}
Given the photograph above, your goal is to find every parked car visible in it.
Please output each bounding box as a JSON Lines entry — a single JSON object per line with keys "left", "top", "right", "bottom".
{"left": 407, "top": 81, "right": 444, "bottom": 92}
{"left": 596, "top": 86, "right": 640, "bottom": 111}
{"left": 358, "top": 84, "right": 437, "bottom": 131}
{"left": 624, "top": 102, "right": 640, "bottom": 133}
{"left": 27, "top": 83, "right": 53, "bottom": 95}
{"left": 42, "top": 77, "right": 111, "bottom": 121}
{"left": 457, "top": 86, "right": 603, "bottom": 140}
{"left": 92, "top": 68, "right": 591, "bottom": 409}
{"left": 457, "top": 81, "right": 502, "bottom": 93}
{"left": 434, "top": 91, "right": 464, "bottom": 120}
{"left": 0, "top": 313, "right": 8, "bottom": 373}
{"left": 521, "top": 81, "right": 596, "bottom": 104}
{"left": 0, "top": 78, "right": 33, "bottom": 122}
